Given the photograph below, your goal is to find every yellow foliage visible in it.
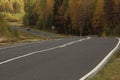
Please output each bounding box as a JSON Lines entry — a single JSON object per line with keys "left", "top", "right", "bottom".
{"left": 92, "top": 0, "right": 105, "bottom": 28}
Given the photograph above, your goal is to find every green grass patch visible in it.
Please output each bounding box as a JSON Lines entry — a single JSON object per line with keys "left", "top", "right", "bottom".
{"left": 90, "top": 51, "right": 120, "bottom": 80}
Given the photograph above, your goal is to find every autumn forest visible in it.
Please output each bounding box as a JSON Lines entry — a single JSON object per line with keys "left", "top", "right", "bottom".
{"left": 0, "top": 0, "right": 120, "bottom": 36}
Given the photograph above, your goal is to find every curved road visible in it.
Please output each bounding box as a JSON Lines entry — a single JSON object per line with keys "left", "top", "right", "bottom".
{"left": 10, "top": 26, "right": 59, "bottom": 38}
{"left": 0, "top": 37, "right": 119, "bottom": 80}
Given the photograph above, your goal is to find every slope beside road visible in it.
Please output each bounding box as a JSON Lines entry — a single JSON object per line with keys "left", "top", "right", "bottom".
{"left": 0, "top": 37, "right": 119, "bottom": 80}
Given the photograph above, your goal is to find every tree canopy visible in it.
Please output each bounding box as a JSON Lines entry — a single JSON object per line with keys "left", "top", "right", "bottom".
{"left": 0, "top": 0, "right": 119, "bottom": 36}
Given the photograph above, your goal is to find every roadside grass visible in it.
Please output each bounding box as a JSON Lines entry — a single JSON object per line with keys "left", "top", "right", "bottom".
{"left": 0, "top": 30, "right": 46, "bottom": 47}
{"left": 0, "top": 22, "right": 46, "bottom": 46}
{"left": 90, "top": 50, "right": 120, "bottom": 80}
{"left": 0, "top": 17, "right": 45, "bottom": 46}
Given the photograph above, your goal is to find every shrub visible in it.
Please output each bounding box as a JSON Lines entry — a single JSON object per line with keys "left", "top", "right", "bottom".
{"left": 7, "top": 14, "right": 19, "bottom": 22}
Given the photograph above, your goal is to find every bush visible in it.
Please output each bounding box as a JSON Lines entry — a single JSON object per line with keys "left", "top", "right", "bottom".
{"left": 7, "top": 16, "right": 19, "bottom": 22}
{"left": 106, "top": 26, "right": 120, "bottom": 36}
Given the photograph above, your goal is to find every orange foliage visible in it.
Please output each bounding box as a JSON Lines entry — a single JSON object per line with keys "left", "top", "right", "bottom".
{"left": 92, "top": 0, "right": 104, "bottom": 28}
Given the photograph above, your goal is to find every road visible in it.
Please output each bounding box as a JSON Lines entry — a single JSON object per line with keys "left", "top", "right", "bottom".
{"left": 10, "top": 26, "right": 59, "bottom": 38}
{"left": 0, "top": 37, "right": 119, "bottom": 80}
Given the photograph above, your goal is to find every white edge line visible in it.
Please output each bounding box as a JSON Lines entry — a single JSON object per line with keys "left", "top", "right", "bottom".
{"left": 0, "top": 37, "right": 91, "bottom": 65}
{"left": 79, "top": 37, "right": 120, "bottom": 80}
{"left": 0, "top": 38, "right": 62, "bottom": 50}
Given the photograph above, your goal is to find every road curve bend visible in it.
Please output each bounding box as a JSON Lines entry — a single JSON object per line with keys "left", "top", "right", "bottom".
{"left": 0, "top": 37, "right": 119, "bottom": 80}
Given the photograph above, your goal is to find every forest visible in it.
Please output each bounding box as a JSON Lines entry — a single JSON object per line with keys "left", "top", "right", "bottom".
{"left": 0, "top": 0, "right": 24, "bottom": 39}
{"left": 0, "top": 0, "right": 120, "bottom": 36}
{"left": 0, "top": 0, "right": 24, "bottom": 13}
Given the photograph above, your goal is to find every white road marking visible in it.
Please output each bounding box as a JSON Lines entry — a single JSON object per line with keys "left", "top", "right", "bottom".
{"left": 0, "top": 37, "right": 91, "bottom": 65}
{"left": 0, "top": 39, "right": 62, "bottom": 50}
{"left": 79, "top": 37, "right": 120, "bottom": 80}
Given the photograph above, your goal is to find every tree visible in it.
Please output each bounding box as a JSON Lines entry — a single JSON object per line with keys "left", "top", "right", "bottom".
{"left": 104, "top": 0, "right": 115, "bottom": 28}
{"left": 34, "top": 0, "right": 47, "bottom": 29}
{"left": 23, "top": 0, "right": 36, "bottom": 26}
{"left": 5, "top": 2, "right": 14, "bottom": 13}
{"left": 92, "top": 0, "right": 104, "bottom": 35}
{"left": 23, "top": 0, "right": 120, "bottom": 36}
{"left": 52, "top": 0, "right": 64, "bottom": 33}
{"left": 13, "top": 1, "right": 21, "bottom": 13}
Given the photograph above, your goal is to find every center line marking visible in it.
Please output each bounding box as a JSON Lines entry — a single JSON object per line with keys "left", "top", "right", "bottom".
{"left": 0, "top": 37, "right": 91, "bottom": 65}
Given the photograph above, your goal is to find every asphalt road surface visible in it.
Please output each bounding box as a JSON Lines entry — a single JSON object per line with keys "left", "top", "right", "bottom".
{"left": 10, "top": 26, "right": 58, "bottom": 38}
{"left": 0, "top": 37, "right": 119, "bottom": 80}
